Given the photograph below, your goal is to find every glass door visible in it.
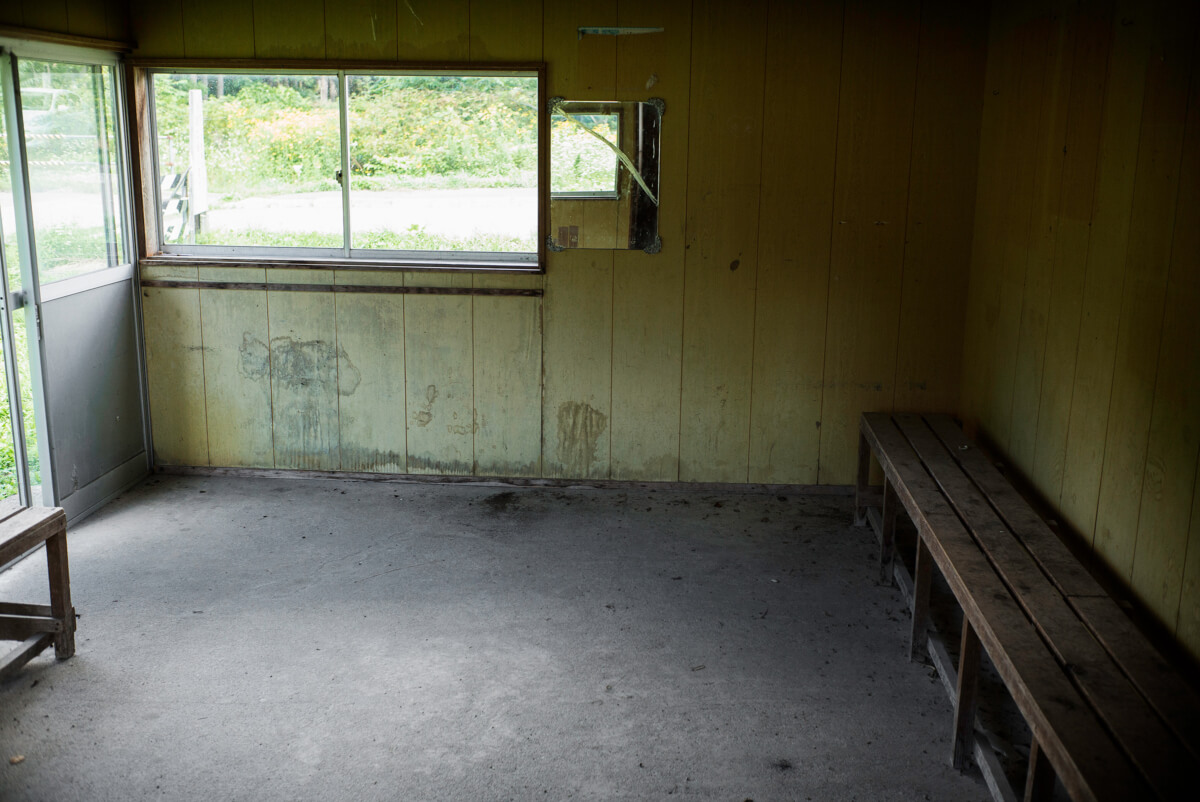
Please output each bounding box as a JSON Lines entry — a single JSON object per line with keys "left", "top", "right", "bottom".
{"left": 1, "top": 39, "right": 149, "bottom": 519}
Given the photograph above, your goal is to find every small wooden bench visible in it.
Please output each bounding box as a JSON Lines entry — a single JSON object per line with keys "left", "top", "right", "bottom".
{"left": 855, "top": 412, "right": 1200, "bottom": 802}
{"left": 0, "top": 506, "right": 75, "bottom": 682}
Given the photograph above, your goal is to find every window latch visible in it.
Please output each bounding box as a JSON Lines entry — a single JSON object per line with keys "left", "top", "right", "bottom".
{"left": 335, "top": 169, "right": 343, "bottom": 186}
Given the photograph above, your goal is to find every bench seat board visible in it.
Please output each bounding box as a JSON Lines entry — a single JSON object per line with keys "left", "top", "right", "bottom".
{"left": 862, "top": 413, "right": 1152, "bottom": 802}
{"left": 923, "top": 413, "right": 1200, "bottom": 759}
{"left": 892, "top": 413, "right": 1197, "bottom": 798}
{"left": 0, "top": 508, "right": 68, "bottom": 567}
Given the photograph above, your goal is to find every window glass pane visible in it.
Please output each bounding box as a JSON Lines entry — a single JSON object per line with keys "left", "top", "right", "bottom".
{"left": 347, "top": 75, "right": 538, "bottom": 253}
{"left": 18, "top": 60, "right": 126, "bottom": 285}
{"left": 550, "top": 112, "right": 619, "bottom": 196}
{"left": 153, "top": 73, "right": 343, "bottom": 249}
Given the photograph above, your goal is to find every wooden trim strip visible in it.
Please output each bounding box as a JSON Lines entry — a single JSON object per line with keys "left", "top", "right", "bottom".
{"left": 139, "top": 279, "right": 542, "bottom": 297}
{"left": 154, "top": 464, "right": 853, "bottom": 497}
{"left": 0, "top": 25, "right": 132, "bottom": 53}
{"left": 126, "top": 58, "right": 545, "bottom": 73}
{"left": 138, "top": 257, "right": 542, "bottom": 274}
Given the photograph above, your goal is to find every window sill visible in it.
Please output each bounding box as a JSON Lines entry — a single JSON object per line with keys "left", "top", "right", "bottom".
{"left": 137, "top": 254, "right": 544, "bottom": 274}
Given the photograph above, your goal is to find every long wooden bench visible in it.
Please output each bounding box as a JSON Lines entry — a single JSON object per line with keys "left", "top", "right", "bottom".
{"left": 0, "top": 506, "right": 75, "bottom": 682}
{"left": 855, "top": 412, "right": 1200, "bottom": 802}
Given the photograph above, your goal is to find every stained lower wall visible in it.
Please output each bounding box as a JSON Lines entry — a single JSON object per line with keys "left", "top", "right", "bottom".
{"left": 959, "top": 0, "right": 1200, "bottom": 660}
{"left": 131, "top": 0, "right": 988, "bottom": 489}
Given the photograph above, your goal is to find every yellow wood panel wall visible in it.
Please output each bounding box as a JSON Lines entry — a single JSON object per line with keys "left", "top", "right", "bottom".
{"left": 959, "top": 0, "right": 1200, "bottom": 661}
{"left": 1, "top": 0, "right": 126, "bottom": 39}
{"left": 132, "top": 0, "right": 987, "bottom": 488}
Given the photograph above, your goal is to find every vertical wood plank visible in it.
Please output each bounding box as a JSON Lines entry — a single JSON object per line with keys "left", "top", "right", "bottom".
{"left": 1175, "top": 468, "right": 1200, "bottom": 662}
{"left": 1029, "top": 1, "right": 1114, "bottom": 503}
{"left": 129, "top": 0, "right": 184, "bottom": 56}
{"left": 542, "top": 252, "right": 612, "bottom": 479}
{"left": 610, "top": 0, "right": 690, "bottom": 482}
{"left": 677, "top": 0, "right": 767, "bottom": 483}
{"left": 473, "top": 294, "right": 542, "bottom": 477}
{"left": 816, "top": 0, "right": 921, "bottom": 485}
{"left": 745, "top": 0, "right": 842, "bottom": 484}
{"left": 267, "top": 290, "right": 340, "bottom": 470}
{"left": 325, "top": 0, "right": 398, "bottom": 61}
{"left": 254, "top": 0, "right": 326, "bottom": 59}
{"left": 182, "top": 0, "right": 255, "bottom": 57}
{"left": 1091, "top": 4, "right": 1195, "bottom": 577}
{"left": 397, "top": 0, "right": 469, "bottom": 60}
{"left": 404, "top": 275, "right": 474, "bottom": 475}
{"left": 0, "top": 3, "right": 22, "bottom": 25}
{"left": 1128, "top": 26, "right": 1200, "bottom": 626}
{"left": 1059, "top": 0, "right": 1155, "bottom": 539}
{"left": 141, "top": 288, "right": 209, "bottom": 466}
{"left": 66, "top": 0, "right": 107, "bottom": 38}
{"left": 469, "top": 0, "right": 542, "bottom": 62}
{"left": 336, "top": 293, "right": 407, "bottom": 473}
{"left": 199, "top": 289, "right": 274, "bottom": 468}
{"left": 20, "top": 0, "right": 66, "bottom": 32}
{"left": 1007, "top": 3, "right": 1075, "bottom": 471}
{"left": 891, "top": 0, "right": 988, "bottom": 417}
{"left": 540, "top": 0, "right": 615, "bottom": 480}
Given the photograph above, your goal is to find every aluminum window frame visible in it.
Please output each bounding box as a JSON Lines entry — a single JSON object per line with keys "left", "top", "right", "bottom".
{"left": 138, "top": 62, "right": 547, "bottom": 273}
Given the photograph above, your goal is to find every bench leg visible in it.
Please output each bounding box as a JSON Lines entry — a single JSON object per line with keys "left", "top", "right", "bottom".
{"left": 1023, "top": 738, "right": 1057, "bottom": 802}
{"left": 879, "top": 480, "right": 898, "bottom": 585}
{"left": 45, "top": 531, "right": 75, "bottom": 660}
{"left": 952, "top": 620, "right": 981, "bottom": 770}
{"left": 854, "top": 430, "right": 871, "bottom": 526}
{"left": 909, "top": 536, "right": 933, "bottom": 662}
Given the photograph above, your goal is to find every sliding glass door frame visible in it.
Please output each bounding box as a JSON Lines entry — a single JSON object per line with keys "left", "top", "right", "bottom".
{"left": 0, "top": 38, "right": 145, "bottom": 510}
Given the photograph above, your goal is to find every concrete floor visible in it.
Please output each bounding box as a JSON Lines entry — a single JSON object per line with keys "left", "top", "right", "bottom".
{"left": 0, "top": 475, "right": 989, "bottom": 801}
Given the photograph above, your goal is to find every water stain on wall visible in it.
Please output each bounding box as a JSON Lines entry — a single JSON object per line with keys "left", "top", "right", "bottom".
{"left": 556, "top": 401, "right": 608, "bottom": 476}
{"left": 414, "top": 384, "right": 438, "bottom": 427}
{"left": 237, "top": 333, "right": 361, "bottom": 396}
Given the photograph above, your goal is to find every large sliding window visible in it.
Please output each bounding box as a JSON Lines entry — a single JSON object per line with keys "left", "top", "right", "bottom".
{"left": 144, "top": 66, "right": 544, "bottom": 270}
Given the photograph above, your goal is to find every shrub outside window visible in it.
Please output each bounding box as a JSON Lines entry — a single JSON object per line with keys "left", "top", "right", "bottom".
{"left": 146, "top": 67, "right": 542, "bottom": 269}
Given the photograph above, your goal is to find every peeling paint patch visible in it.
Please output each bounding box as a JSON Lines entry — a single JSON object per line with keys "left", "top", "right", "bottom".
{"left": 239, "top": 332, "right": 270, "bottom": 380}
{"left": 556, "top": 401, "right": 608, "bottom": 477}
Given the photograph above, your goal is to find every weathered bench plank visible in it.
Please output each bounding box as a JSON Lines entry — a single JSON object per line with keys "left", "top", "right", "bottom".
{"left": 893, "top": 413, "right": 1197, "bottom": 799}
{"left": 862, "top": 413, "right": 1152, "bottom": 802}
{"left": 924, "top": 413, "right": 1200, "bottom": 760}
{"left": 0, "top": 505, "right": 75, "bottom": 676}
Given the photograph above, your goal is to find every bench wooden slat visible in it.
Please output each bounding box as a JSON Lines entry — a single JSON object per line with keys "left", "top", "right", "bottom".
{"left": 0, "top": 633, "right": 54, "bottom": 683}
{"left": 923, "top": 414, "right": 1200, "bottom": 760}
{"left": 0, "top": 507, "right": 68, "bottom": 566}
{"left": 862, "top": 413, "right": 1152, "bottom": 802}
{"left": 894, "top": 413, "right": 1197, "bottom": 798}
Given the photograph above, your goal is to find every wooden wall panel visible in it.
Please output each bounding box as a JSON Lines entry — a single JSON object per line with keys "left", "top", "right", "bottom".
{"left": 609, "top": 0, "right": 690, "bottom": 482}
{"left": 1092, "top": 3, "right": 1195, "bottom": 578}
{"left": 335, "top": 293, "right": 408, "bottom": 473}
{"left": 266, "top": 275, "right": 340, "bottom": 470}
{"left": 1058, "top": 0, "right": 1154, "bottom": 538}
{"left": 129, "top": 0, "right": 184, "bottom": 56}
{"left": 469, "top": 0, "right": 542, "bottom": 62}
{"left": 816, "top": 0, "right": 921, "bottom": 485}
{"left": 891, "top": 0, "right": 987, "bottom": 417}
{"left": 1007, "top": 4, "right": 1074, "bottom": 470}
{"left": 254, "top": 0, "right": 326, "bottom": 59}
{"left": 199, "top": 289, "right": 274, "bottom": 467}
{"left": 677, "top": 0, "right": 766, "bottom": 484}
{"left": 404, "top": 274, "right": 474, "bottom": 475}
{"left": 1126, "top": 20, "right": 1200, "bottom": 624}
{"left": 397, "top": 0, "right": 469, "bottom": 60}
{"left": 141, "top": 288, "right": 208, "bottom": 466}
{"left": 745, "top": 0, "right": 841, "bottom": 485}
{"left": 473, "top": 294, "right": 542, "bottom": 477}
{"left": 182, "top": 0, "right": 255, "bottom": 58}
{"left": 1029, "top": 1, "right": 1113, "bottom": 502}
{"left": 540, "top": 1, "right": 615, "bottom": 480}
{"left": 65, "top": 0, "right": 106, "bottom": 37}
{"left": 961, "top": 0, "right": 1200, "bottom": 660}
{"left": 20, "top": 0, "right": 67, "bottom": 32}
{"left": 325, "top": 0, "right": 398, "bottom": 60}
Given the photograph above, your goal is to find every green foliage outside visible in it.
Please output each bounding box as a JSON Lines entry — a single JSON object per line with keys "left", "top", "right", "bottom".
{"left": 549, "top": 115, "right": 620, "bottom": 193}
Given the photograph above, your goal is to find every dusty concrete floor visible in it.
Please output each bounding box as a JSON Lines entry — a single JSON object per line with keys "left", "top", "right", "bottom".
{"left": 0, "top": 475, "right": 989, "bottom": 801}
